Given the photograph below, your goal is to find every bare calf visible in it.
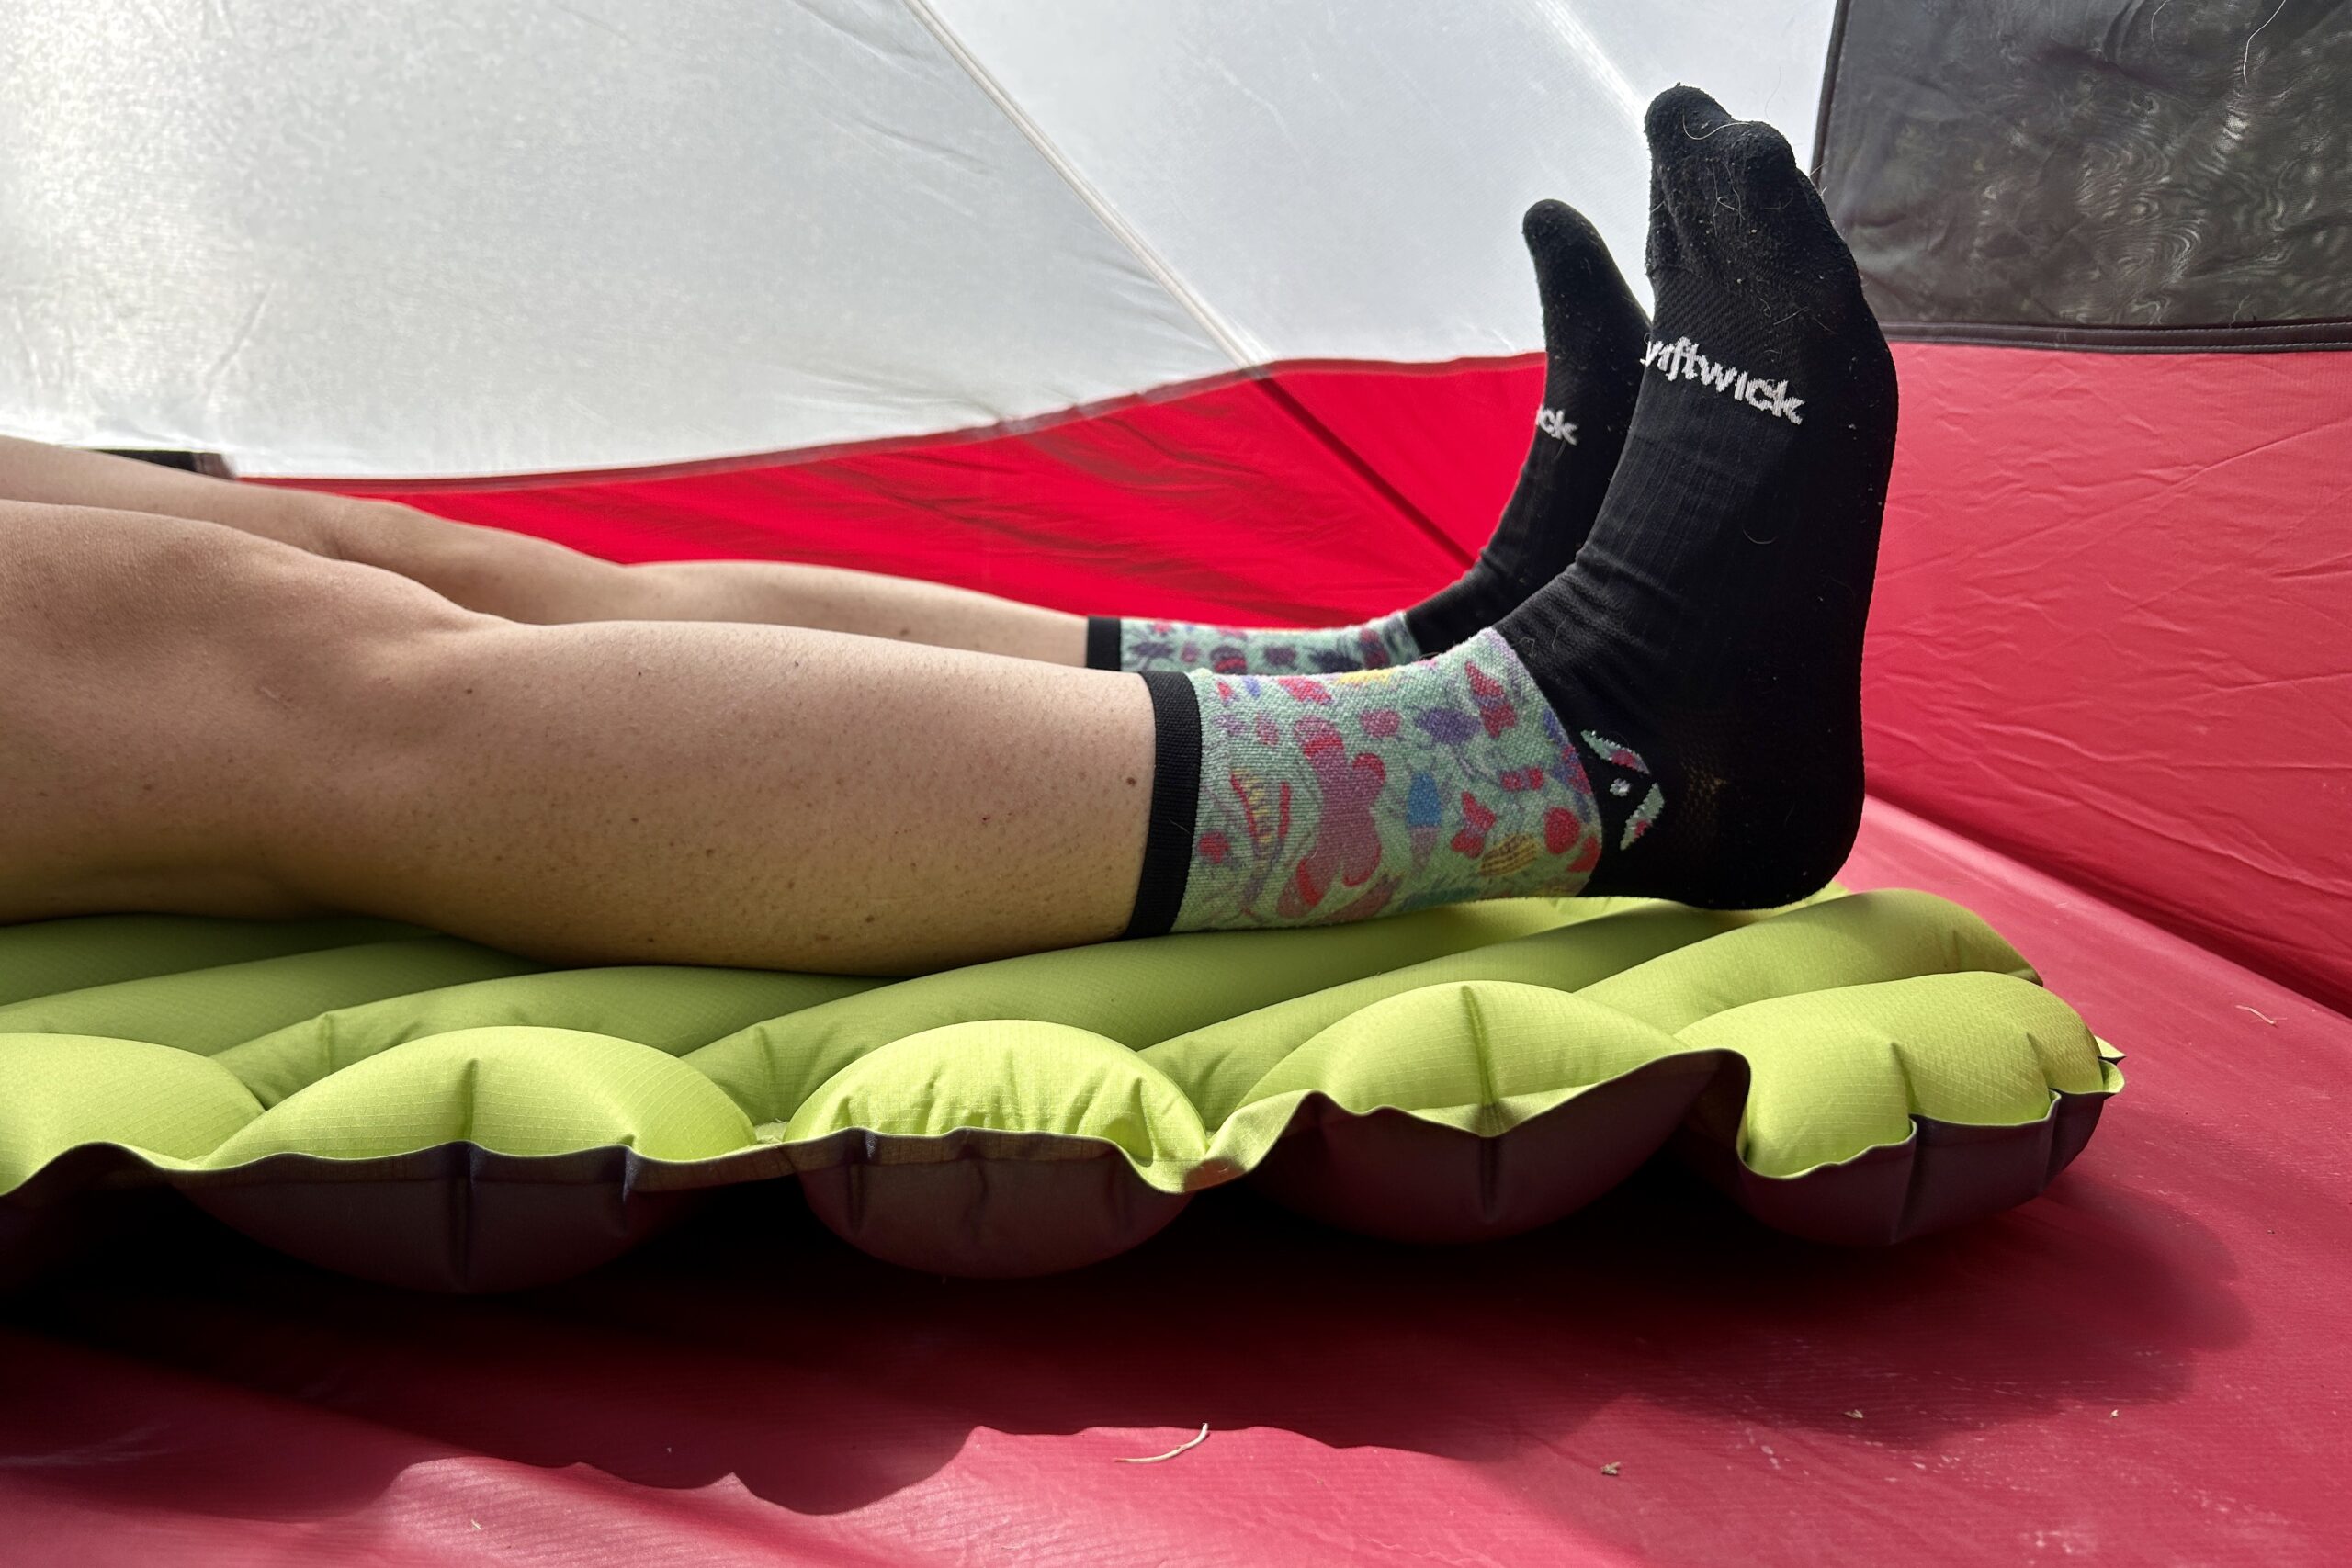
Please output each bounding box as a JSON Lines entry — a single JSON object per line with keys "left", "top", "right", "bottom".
{"left": 0, "top": 498, "right": 1154, "bottom": 972}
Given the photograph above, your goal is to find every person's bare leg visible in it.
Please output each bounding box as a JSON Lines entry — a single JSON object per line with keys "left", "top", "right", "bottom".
{"left": 0, "top": 434, "right": 1088, "bottom": 662}
{"left": 0, "top": 498, "right": 1147, "bottom": 973}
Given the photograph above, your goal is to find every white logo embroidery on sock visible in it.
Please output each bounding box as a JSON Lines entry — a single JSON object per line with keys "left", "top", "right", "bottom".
{"left": 1533, "top": 407, "right": 1577, "bottom": 444}
{"left": 1639, "top": 336, "right": 1804, "bottom": 425}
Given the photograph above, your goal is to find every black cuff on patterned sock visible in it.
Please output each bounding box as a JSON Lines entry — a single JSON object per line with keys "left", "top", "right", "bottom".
{"left": 1124, "top": 671, "right": 1200, "bottom": 939}
{"left": 1085, "top": 615, "right": 1124, "bottom": 671}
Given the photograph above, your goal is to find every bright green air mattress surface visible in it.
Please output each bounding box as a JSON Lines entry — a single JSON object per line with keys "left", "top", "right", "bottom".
{"left": 0, "top": 888, "right": 2120, "bottom": 1289}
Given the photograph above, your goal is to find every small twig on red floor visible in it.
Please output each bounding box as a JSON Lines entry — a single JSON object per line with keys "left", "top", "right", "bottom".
{"left": 1119, "top": 1424, "right": 1211, "bottom": 1464}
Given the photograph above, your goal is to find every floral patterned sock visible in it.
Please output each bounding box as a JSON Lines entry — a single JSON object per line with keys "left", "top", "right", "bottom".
{"left": 1105, "top": 610, "right": 1422, "bottom": 678}
{"left": 1152, "top": 630, "right": 1657, "bottom": 932}
{"left": 1087, "top": 201, "right": 1645, "bottom": 678}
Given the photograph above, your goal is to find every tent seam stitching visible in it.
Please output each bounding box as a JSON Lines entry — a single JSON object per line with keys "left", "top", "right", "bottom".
{"left": 889, "top": 0, "right": 1257, "bottom": 370}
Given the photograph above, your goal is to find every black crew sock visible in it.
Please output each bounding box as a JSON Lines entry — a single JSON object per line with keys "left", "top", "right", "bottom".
{"left": 1496, "top": 85, "right": 1900, "bottom": 910}
{"left": 1401, "top": 199, "right": 1649, "bottom": 653}
{"left": 1088, "top": 201, "right": 1645, "bottom": 674}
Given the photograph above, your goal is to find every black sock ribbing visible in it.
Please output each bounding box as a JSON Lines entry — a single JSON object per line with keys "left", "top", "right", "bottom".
{"left": 1498, "top": 86, "right": 1900, "bottom": 909}
{"left": 1084, "top": 615, "right": 1122, "bottom": 672}
{"left": 1124, "top": 670, "right": 1202, "bottom": 939}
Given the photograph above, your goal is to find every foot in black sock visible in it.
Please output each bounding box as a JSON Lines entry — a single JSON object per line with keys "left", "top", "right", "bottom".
{"left": 1090, "top": 202, "right": 1646, "bottom": 674}
{"left": 1497, "top": 85, "right": 1900, "bottom": 909}
{"left": 1400, "top": 200, "right": 1649, "bottom": 653}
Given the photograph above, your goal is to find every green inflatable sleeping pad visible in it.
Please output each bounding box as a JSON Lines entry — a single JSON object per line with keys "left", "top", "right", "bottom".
{"left": 0, "top": 886, "right": 2122, "bottom": 1289}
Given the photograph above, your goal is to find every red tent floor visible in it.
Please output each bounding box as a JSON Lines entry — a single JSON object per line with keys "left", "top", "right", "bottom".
{"left": 2, "top": 795, "right": 2346, "bottom": 1567}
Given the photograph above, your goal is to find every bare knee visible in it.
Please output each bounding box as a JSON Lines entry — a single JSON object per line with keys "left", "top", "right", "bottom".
{"left": 0, "top": 500, "right": 488, "bottom": 918}
{"left": 6, "top": 499, "right": 476, "bottom": 675}
{"left": 301, "top": 494, "right": 627, "bottom": 623}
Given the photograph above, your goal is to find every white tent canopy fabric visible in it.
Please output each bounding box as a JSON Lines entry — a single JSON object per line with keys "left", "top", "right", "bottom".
{"left": 0, "top": 0, "right": 1837, "bottom": 478}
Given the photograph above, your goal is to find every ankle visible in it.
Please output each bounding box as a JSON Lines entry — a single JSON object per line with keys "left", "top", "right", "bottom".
{"left": 1581, "top": 736, "right": 1863, "bottom": 908}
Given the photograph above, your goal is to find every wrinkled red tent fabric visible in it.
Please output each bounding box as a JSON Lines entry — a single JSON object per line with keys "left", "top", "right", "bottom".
{"left": 6, "top": 349, "right": 2349, "bottom": 1562}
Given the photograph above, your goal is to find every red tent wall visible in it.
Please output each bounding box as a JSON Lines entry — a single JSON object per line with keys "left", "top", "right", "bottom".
{"left": 1811, "top": 0, "right": 2352, "bottom": 1009}
{"left": 1865, "top": 344, "right": 2352, "bottom": 1011}
{"left": 301, "top": 360, "right": 1525, "bottom": 626}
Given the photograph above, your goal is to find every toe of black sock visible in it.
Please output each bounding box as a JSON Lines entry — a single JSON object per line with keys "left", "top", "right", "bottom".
{"left": 1521, "top": 197, "right": 1604, "bottom": 262}
{"left": 1644, "top": 85, "right": 1849, "bottom": 286}
{"left": 1644, "top": 84, "right": 1736, "bottom": 147}
{"left": 1522, "top": 198, "right": 1644, "bottom": 346}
